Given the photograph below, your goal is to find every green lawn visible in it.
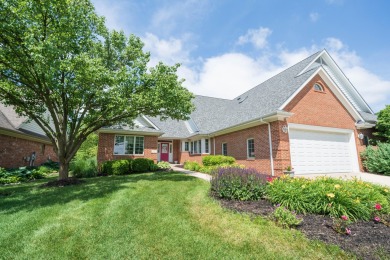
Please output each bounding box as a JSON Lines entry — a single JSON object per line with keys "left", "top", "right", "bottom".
{"left": 0, "top": 172, "right": 350, "bottom": 259}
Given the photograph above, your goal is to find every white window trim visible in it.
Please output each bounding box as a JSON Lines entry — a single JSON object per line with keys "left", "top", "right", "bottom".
{"left": 203, "top": 138, "right": 210, "bottom": 154}
{"left": 247, "top": 138, "right": 255, "bottom": 159}
{"left": 222, "top": 142, "right": 227, "bottom": 156}
{"left": 113, "top": 135, "right": 145, "bottom": 156}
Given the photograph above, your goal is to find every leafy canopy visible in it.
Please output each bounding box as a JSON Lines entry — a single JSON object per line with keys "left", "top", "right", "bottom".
{"left": 0, "top": 0, "right": 194, "bottom": 178}
{"left": 374, "top": 105, "right": 390, "bottom": 142}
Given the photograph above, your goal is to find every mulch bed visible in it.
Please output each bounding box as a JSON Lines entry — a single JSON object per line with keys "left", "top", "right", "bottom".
{"left": 216, "top": 197, "right": 390, "bottom": 259}
{"left": 40, "top": 178, "right": 85, "bottom": 188}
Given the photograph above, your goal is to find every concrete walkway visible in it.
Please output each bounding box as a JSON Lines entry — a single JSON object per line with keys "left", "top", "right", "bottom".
{"left": 302, "top": 172, "right": 390, "bottom": 187}
{"left": 170, "top": 165, "right": 212, "bottom": 181}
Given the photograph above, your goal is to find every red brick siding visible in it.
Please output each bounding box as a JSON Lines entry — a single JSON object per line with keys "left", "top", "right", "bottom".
{"left": 213, "top": 125, "right": 272, "bottom": 174}
{"left": 284, "top": 74, "right": 370, "bottom": 171}
{"left": 0, "top": 134, "right": 57, "bottom": 168}
{"left": 97, "top": 133, "right": 158, "bottom": 164}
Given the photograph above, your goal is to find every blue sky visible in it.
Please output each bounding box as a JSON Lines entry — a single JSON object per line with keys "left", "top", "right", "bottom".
{"left": 92, "top": 0, "right": 390, "bottom": 112}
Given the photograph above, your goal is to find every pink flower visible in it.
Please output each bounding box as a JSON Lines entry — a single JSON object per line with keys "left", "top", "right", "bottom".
{"left": 375, "top": 203, "right": 382, "bottom": 210}
{"left": 341, "top": 215, "right": 348, "bottom": 221}
{"left": 374, "top": 216, "right": 381, "bottom": 222}
{"left": 345, "top": 228, "right": 351, "bottom": 235}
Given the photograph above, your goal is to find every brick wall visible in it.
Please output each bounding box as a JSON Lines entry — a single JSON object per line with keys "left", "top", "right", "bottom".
{"left": 97, "top": 133, "right": 158, "bottom": 165}
{"left": 284, "top": 74, "right": 372, "bottom": 171}
{"left": 213, "top": 125, "right": 272, "bottom": 174}
{"left": 0, "top": 134, "right": 57, "bottom": 168}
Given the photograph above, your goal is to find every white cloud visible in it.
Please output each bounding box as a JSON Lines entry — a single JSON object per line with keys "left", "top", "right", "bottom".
{"left": 92, "top": 0, "right": 135, "bottom": 32}
{"left": 237, "top": 27, "right": 272, "bottom": 49}
{"left": 310, "top": 12, "right": 319, "bottom": 22}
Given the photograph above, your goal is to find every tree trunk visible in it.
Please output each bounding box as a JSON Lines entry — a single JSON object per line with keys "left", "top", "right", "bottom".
{"left": 59, "top": 161, "right": 70, "bottom": 180}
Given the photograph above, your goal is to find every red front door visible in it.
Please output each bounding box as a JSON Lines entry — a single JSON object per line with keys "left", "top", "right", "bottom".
{"left": 160, "top": 143, "right": 169, "bottom": 162}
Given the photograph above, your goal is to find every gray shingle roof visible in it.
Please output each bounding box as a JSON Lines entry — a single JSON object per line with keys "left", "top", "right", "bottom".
{"left": 148, "top": 116, "right": 191, "bottom": 138}
{"left": 0, "top": 110, "right": 15, "bottom": 131}
{"left": 359, "top": 111, "right": 378, "bottom": 123}
{"left": 0, "top": 103, "right": 26, "bottom": 128}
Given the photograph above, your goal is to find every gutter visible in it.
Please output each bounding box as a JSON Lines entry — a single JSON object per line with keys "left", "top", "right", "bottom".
{"left": 260, "top": 118, "right": 275, "bottom": 177}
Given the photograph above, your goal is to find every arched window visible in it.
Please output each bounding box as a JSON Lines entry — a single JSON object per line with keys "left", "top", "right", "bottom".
{"left": 313, "top": 83, "right": 324, "bottom": 92}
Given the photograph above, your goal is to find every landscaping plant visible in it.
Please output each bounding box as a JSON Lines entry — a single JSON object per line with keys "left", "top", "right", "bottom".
{"left": 211, "top": 167, "right": 268, "bottom": 201}
{"left": 184, "top": 161, "right": 201, "bottom": 171}
{"left": 112, "top": 160, "right": 131, "bottom": 175}
{"left": 132, "top": 158, "right": 154, "bottom": 173}
{"left": 332, "top": 215, "right": 352, "bottom": 235}
{"left": 202, "top": 155, "right": 236, "bottom": 166}
{"left": 70, "top": 158, "right": 98, "bottom": 178}
{"left": 266, "top": 176, "right": 390, "bottom": 221}
{"left": 361, "top": 142, "right": 390, "bottom": 175}
{"left": 157, "top": 161, "right": 171, "bottom": 170}
{"left": 272, "top": 205, "right": 302, "bottom": 229}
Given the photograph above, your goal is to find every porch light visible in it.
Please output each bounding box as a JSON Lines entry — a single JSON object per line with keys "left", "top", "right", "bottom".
{"left": 358, "top": 132, "right": 364, "bottom": 140}
{"left": 282, "top": 125, "right": 288, "bottom": 133}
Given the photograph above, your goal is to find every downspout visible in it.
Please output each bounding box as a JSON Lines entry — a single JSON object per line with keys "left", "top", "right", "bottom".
{"left": 213, "top": 136, "right": 216, "bottom": 155}
{"left": 260, "top": 119, "right": 275, "bottom": 176}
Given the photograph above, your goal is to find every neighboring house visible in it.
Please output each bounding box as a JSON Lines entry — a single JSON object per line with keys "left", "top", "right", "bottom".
{"left": 97, "top": 50, "right": 377, "bottom": 176}
{"left": 0, "top": 103, "right": 58, "bottom": 168}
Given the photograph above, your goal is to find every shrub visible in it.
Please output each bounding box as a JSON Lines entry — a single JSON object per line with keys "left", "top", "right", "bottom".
{"left": 273, "top": 206, "right": 302, "bottom": 228}
{"left": 70, "top": 157, "right": 98, "bottom": 178}
{"left": 184, "top": 161, "right": 201, "bottom": 171}
{"left": 157, "top": 161, "right": 171, "bottom": 170}
{"left": 112, "top": 160, "right": 131, "bottom": 175}
{"left": 211, "top": 167, "right": 268, "bottom": 201}
{"left": 132, "top": 158, "right": 153, "bottom": 173}
{"left": 40, "top": 160, "right": 60, "bottom": 171}
{"left": 101, "top": 160, "right": 114, "bottom": 175}
{"left": 0, "top": 176, "right": 21, "bottom": 184}
{"left": 266, "top": 176, "right": 390, "bottom": 221}
{"left": 202, "top": 155, "right": 235, "bottom": 166}
{"left": 149, "top": 163, "right": 159, "bottom": 172}
{"left": 361, "top": 143, "right": 390, "bottom": 175}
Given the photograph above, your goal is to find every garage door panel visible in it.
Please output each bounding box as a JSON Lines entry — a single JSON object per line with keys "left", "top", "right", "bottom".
{"left": 289, "top": 128, "right": 353, "bottom": 174}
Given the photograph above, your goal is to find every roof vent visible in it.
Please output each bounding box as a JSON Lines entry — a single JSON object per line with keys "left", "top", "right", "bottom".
{"left": 238, "top": 96, "right": 248, "bottom": 104}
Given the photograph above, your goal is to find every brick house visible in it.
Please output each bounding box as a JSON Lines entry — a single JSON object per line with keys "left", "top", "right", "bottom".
{"left": 0, "top": 103, "right": 58, "bottom": 168}
{"left": 97, "top": 50, "right": 377, "bottom": 176}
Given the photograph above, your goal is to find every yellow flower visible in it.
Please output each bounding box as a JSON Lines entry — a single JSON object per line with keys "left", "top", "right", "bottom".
{"left": 334, "top": 184, "right": 341, "bottom": 189}
{"left": 301, "top": 185, "right": 306, "bottom": 188}
{"left": 384, "top": 189, "right": 389, "bottom": 193}
{"left": 354, "top": 198, "right": 360, "bottom": 204}
{"left": 327, "top": 193, "right": 335, "bottom": 198}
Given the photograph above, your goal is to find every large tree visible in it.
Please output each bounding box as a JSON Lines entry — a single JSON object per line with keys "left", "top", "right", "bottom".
{"left": 374, "top": 105, "right": 390, "bottom": 143}
{"left": 0, "top": 0, "right": 194, "bottom": 180}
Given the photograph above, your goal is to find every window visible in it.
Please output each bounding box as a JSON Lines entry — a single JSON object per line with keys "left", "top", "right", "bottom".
{"left": 114, "top": 135, "right": 144, "bottom": 155}
{"left": 222, "top": 143, "right": 227, "bottom": 156}
{"left": 184, "top": 142, "right": 189, "bottom": 152}
{"left": 169, "top": 143, "right": 172, "bottom": 153}
{"left": 247, "top": 138, "right": 255, "bottom": 158}
{"left": 313, "top": 83, "right": 324, "bottom": 92}
{"left": 198, "top": 140, "right": 202, "bottom": 153}
{"left": 193, "top": 141, "right": 198, "bottom": 154}
{"left": 205, "top": 139, "right": 209, "bottom": 153}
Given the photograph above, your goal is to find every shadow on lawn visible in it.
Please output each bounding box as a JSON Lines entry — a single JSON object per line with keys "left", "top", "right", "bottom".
{"left": 0, "top": 171, "right": 196, "bottom": 214}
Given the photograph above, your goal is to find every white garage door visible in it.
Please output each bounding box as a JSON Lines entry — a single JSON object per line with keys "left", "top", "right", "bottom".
{"left": 289, "top": 126, "right": 357, "bottom": 174}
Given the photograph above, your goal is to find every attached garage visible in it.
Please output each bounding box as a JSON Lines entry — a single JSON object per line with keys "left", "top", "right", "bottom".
{"left": 289, "top": 124, "right": 360, "bottom": 175}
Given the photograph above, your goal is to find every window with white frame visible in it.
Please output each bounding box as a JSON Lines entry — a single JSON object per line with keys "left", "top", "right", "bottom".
{"left": 114, "top": 135, "right": 144, "bottom": 155}
{"left": 222, "top": 143, "right": 227, "bottom": 156}
{"left": 205, "top": 139, "right": 209, "bottom": 153}
{"left": 247, "top": 138, "right": 255, "bottom": 158}
{"left": 193, "top": 141, "right": 198, "bottom": 154}
{"left": 184, "top": 142, "right": 189, "bottom": 151}
{"left": 198, "top": 140, "right": 201, "bottom": 153}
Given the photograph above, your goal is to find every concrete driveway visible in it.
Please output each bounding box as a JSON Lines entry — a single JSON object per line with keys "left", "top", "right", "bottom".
{"left": 301, "top": 172, "right": 390, "bottom": 187}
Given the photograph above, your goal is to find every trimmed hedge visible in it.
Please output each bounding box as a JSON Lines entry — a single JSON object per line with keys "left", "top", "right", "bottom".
{"left": 132, "top": 158, "right": 154, "bottom": 172}
{"left": 184, "top": 161, "right": 201, "bottom": 171}
{"left": 112, "top": 159, "right": 131, "bottom": 175}
{"left": 202, "top": 155, "right": 235, "bottom": 166}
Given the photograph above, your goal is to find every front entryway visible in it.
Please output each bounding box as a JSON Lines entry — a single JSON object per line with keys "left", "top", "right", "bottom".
{"left": 160, "top": 143, "right": 169, "bottom": 162}
{"left": 158, "top": 141, "right": 173, "bottom": 162}
{"left": 289, "top": 124, "right": 359, "bottom": 175}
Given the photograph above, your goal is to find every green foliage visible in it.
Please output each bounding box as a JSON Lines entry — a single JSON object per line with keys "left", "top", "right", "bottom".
{"left": 101, "top": 161, "right": 114, "bottom": 175}
{"left": 41, "top": 160, "right": 60, "bottom": 171}
{"left": 273, "top": 206, "right": 302, "bottom": 228}
{"left": 374, "top": 105, "right": 390, "bottom": 142}
{"left": 184, "top": 161, "right": 201, "bottom": 171}
{"left": 361, "top": 143, "right": 390, "bottom": 175}
{"left": 70, "top": 158, "right": 98, "bottom": 178}
{"left": 266, "top": 176, "right": 390, "bottom": 221}
{"left": 149, "top": 163, "right": 159, "bottom": 172}
{"left": 332, "top": 215, "right": 352, "bottom": 235}
{"left": 132, "top": 158, "right": 154, "bottom": 173}
{"left": 0, "top": 0, "right": 194, "bottom": 179}
{"left": 157, "top": 161, "right": 171, "bottom": 170}
{"left": 211, "top": 167, "right": 268, "bottom": 201}
{"left": 202, "top": 155, "right": 236, "bottom": 166}
{"left": 74, "top": 133, "right": 98, "bottom": 161}
{"left": 0, "top": 166, "right": 49, "bottom": 184}
{"left": 199, "top": 164, "right": 244, "bottom": 175}
{"left": 112, "top": 160, "right": 131, "bottom": 175}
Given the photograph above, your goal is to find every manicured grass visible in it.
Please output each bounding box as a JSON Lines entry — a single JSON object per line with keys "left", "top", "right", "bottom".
{"left": 0, "top": 172, "right": 349, "bottom": 259}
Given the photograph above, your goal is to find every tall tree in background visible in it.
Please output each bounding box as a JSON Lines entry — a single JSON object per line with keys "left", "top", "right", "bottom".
{"left": 374, "top": 105, "right": 390, "bottom": 143}
{"left": 0, "top": 0, "right": 194, "bottom": 180}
